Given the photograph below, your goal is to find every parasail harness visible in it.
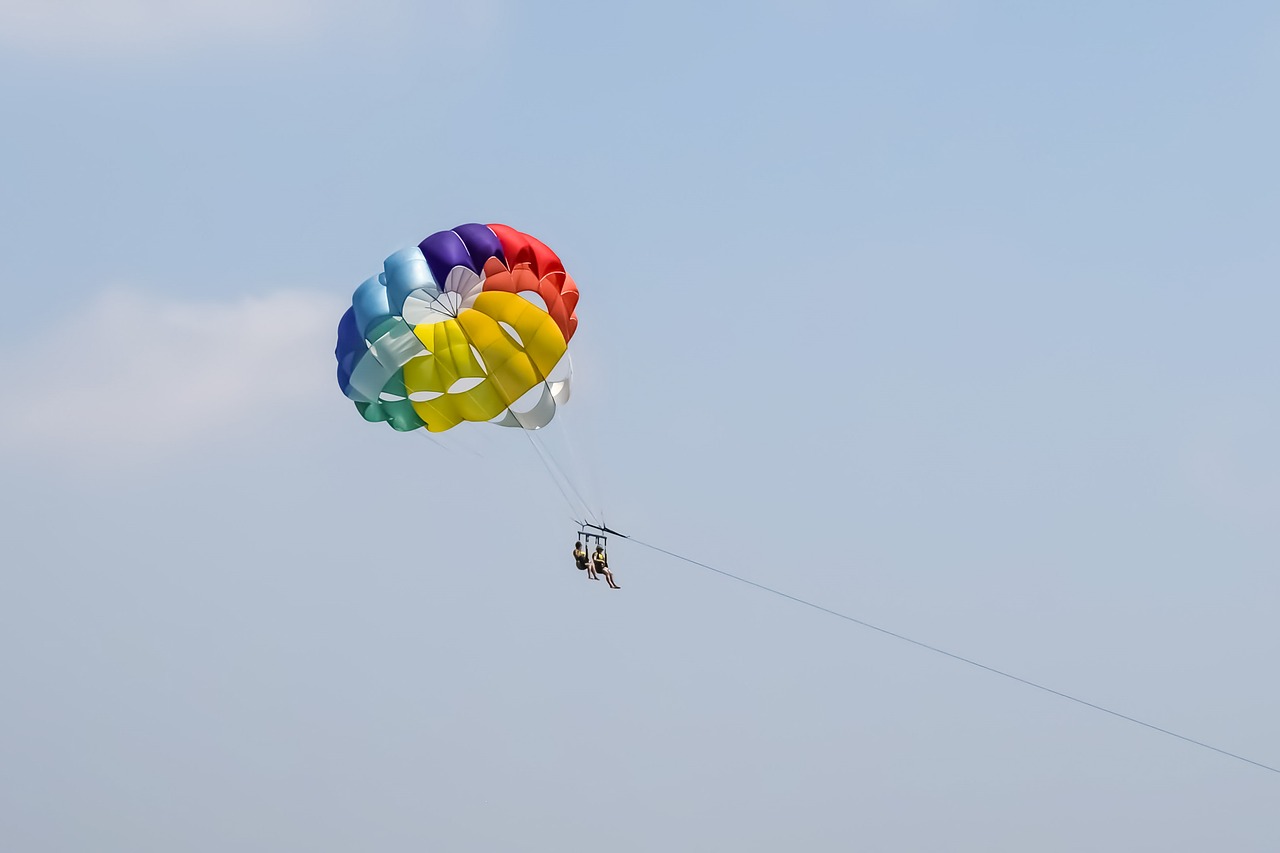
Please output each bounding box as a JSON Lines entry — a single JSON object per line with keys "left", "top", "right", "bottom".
{"left": 575, "top": 520, "right": 628, "bottom": 558}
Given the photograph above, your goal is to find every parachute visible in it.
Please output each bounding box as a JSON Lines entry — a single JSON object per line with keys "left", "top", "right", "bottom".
{"left": 335, "top": 223, "right": 579, "bottom": 433}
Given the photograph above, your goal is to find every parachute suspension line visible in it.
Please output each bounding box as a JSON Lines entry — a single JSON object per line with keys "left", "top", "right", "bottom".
{"left": 541, "top": 371, "right": 604, "bottom": 522}
{"left": 414, "top": 428, "right": 482, "bottom": 457}
{"left": 626, "top": 535, "right": 1280, "bottom": 777}
{"left": 520, "top": 425, "right": 598, "bottom": 526}
{"left": 415, "top": 430, "right": 448, "bottom": 451}
{"left": 520, "top": 426, "right": 582, "bottom": 518}
{"left": 518, "top": 373, "right": 603, "bottom": 526}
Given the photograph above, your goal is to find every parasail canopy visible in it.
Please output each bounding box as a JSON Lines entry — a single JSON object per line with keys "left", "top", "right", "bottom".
{"left": 335, "top": 223, "right": 579, "bottom": 433}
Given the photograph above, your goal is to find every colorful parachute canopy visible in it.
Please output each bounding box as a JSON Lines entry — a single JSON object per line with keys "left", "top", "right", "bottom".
{"left": 335, "top": 223, "right": 579, "bottom": 432}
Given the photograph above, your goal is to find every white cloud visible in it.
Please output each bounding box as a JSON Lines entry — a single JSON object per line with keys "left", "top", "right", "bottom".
{"left": 0, "top": 288, "right": 343, "bottom": 458}
{"left": 0, "top": 0, "right": 328, "bottom": 56}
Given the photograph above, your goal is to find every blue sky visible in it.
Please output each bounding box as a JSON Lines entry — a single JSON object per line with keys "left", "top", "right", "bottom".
{"left": 1, "top": 2, "right": 1278, "bottom": 850}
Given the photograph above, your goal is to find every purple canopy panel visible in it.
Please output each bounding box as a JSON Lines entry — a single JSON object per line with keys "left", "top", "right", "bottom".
{"left": 454, "top": 223, "right": 506, "bottom": 270}
{"left": 419, "top": 230, "right": 477, "bottom": 288}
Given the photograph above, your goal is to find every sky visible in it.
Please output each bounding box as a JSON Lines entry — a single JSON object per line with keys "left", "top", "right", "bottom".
{"left": 1, "top": 1, "right": 1278, "bottom": 850}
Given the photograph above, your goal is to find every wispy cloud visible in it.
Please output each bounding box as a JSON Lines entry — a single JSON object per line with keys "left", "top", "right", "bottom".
{"left": 0, "top": 288, "right": 342, "bottom": 459}
{"left": 0, "top": 0, "right": 329, "bottom": 56}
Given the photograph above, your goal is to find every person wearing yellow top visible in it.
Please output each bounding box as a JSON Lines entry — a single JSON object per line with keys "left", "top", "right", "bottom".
{"left": 592, "top": 545, "right": 620, "bottom": 589}
{"left": 573, "top": 542, "right": 592, "bottom": 578}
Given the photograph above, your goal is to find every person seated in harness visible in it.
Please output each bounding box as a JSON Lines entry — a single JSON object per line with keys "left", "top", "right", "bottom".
{"left": 593, "top": 544, "right": 620, "bottom": 589}
{"left": 573, "top": 541, "right": 593, "bottom": 578}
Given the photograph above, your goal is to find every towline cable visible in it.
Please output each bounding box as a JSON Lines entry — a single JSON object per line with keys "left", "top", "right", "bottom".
{"left": 627, "top": 535, "right": 1280, "bottom": 777}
